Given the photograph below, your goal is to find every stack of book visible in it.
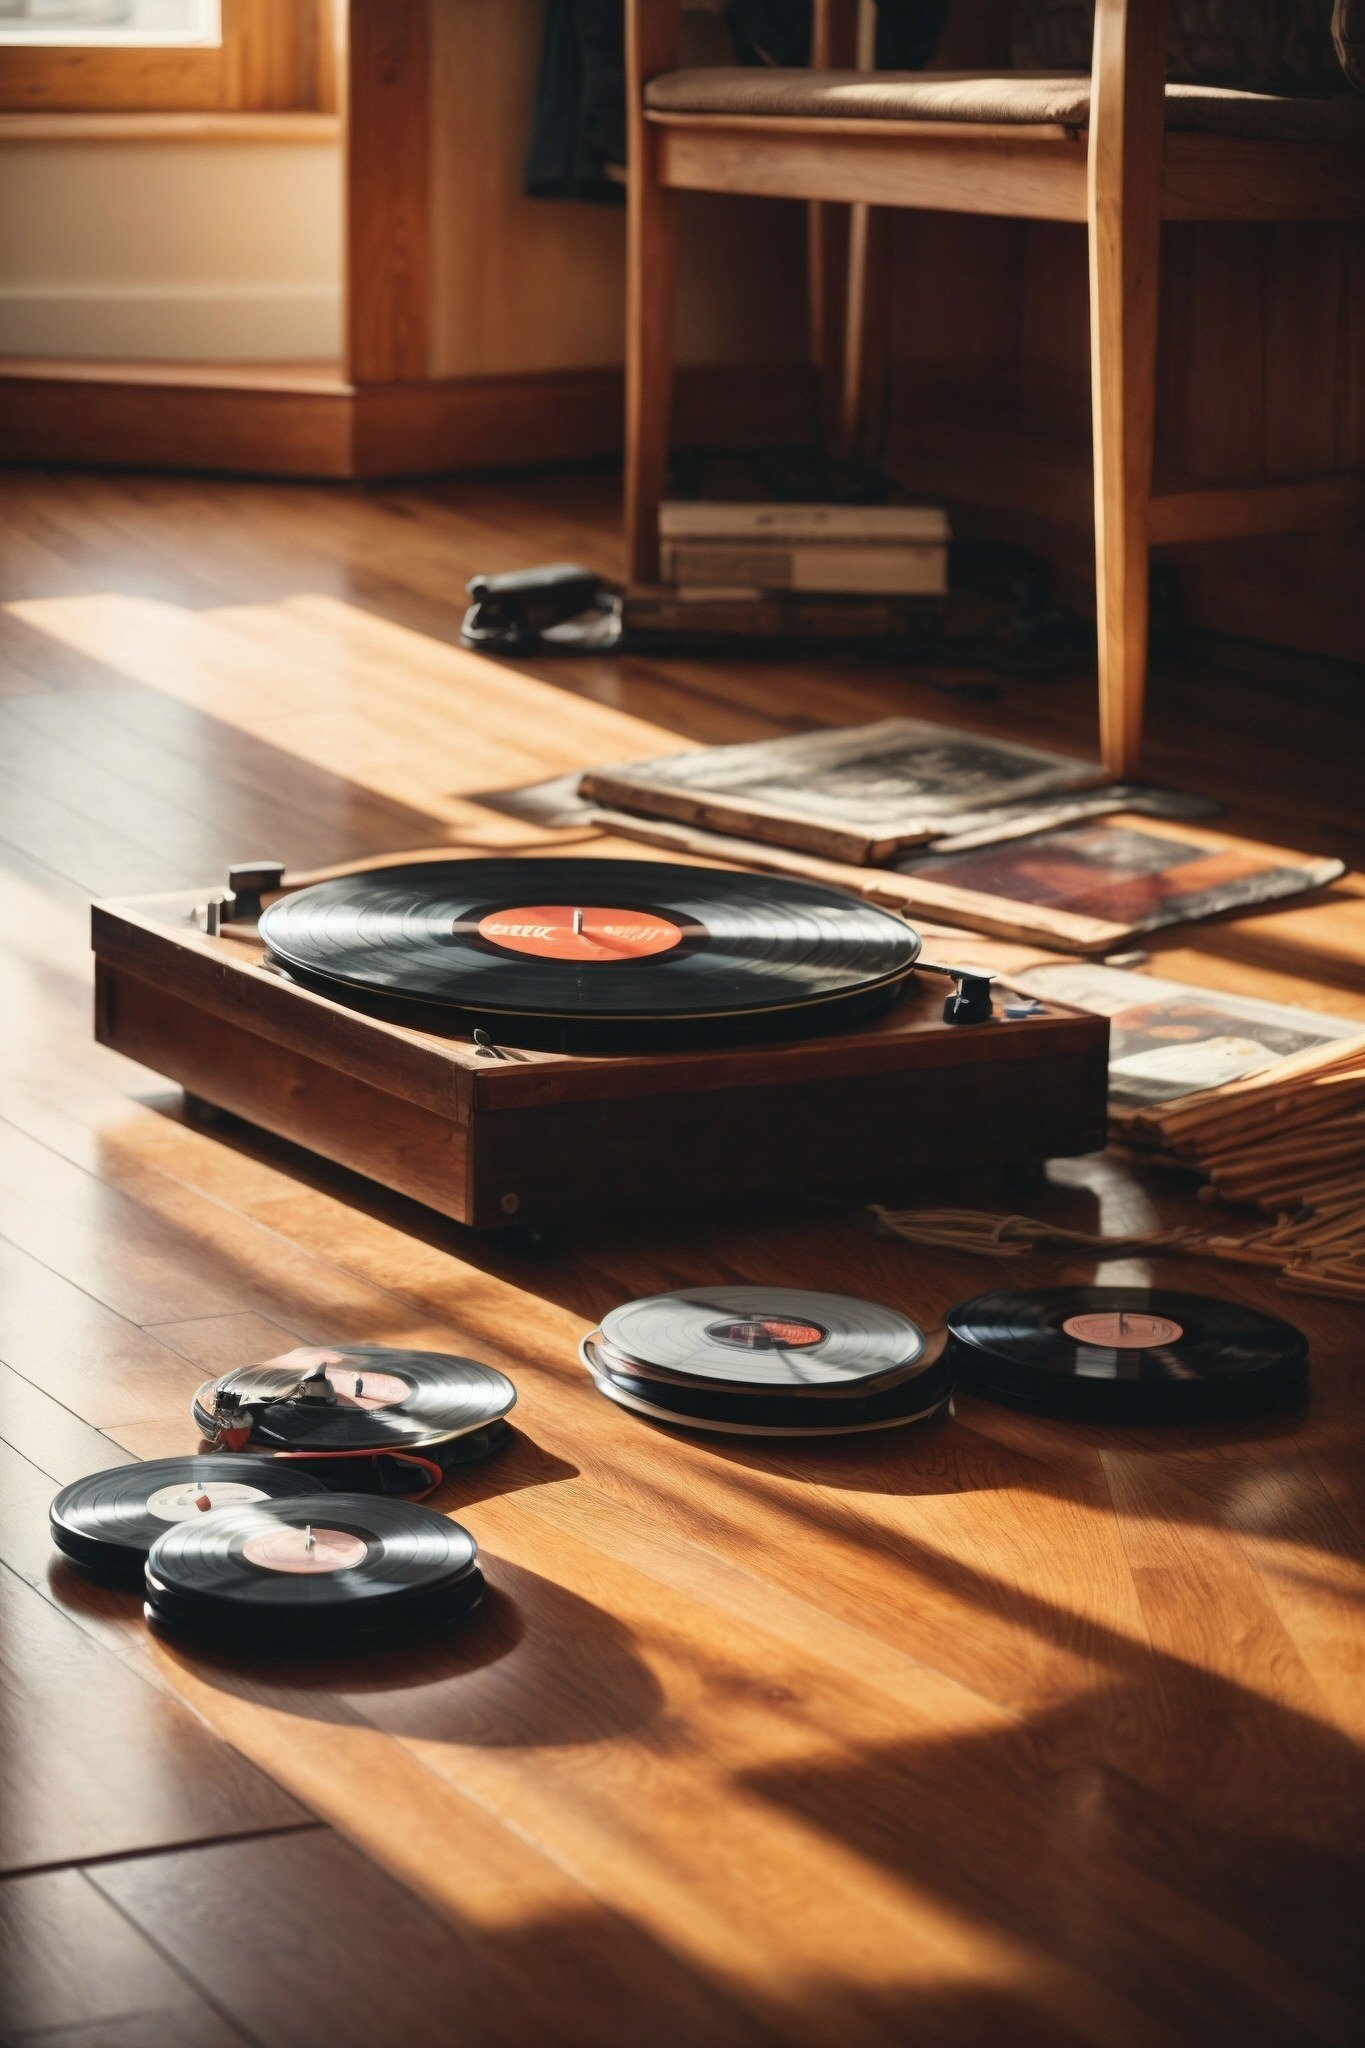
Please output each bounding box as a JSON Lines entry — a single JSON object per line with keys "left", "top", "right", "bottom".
{"left": 658, "top": 501, "right": 951, "bottom": 599}
{"left": 1006, "top": 963, "right": 1365, "bottom": 1303}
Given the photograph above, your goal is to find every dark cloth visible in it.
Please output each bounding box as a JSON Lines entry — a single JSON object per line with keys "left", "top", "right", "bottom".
{"left": 1013, "top": 1, "right": 1357, "bottom": 96}
{"left": 524, "top": 0, "right": 629, "bottom": 201}
{"left": 523, "top": 1, "right": 951, "bottom": 200}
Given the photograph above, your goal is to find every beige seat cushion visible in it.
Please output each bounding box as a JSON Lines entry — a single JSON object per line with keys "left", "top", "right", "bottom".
{"left": 645, "top": 68, "right": 1365, "bottom": 142}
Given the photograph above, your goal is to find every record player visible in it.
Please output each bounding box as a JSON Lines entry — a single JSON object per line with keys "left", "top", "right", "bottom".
{"left": 91, "top": 841, "right": 1109, "bottom": 1230}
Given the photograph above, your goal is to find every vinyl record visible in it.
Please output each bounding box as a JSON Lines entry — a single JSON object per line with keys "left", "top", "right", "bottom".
{"left": 50, "top": 1457, "right": 331, "bottom": 1583}
{"left": 192, "top": 1344, "right": 516, "bottom": 1453}
{"left": 144, "top": 1494, "right": 483, "bottom": 1652}
{"left": 258, "top": 858, "right": 921, "bottom": 1032}
{"left": 581, "top": 1338, "right": 953, "bottom": 1437}
{"left": 599, "top": 1288, "right": 927, "bottom": 1391}
{"left": 947, "top": 1287, "right": 1309, "bottom": 1421}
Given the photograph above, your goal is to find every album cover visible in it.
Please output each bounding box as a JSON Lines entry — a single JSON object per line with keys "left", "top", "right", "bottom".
{"left": 894, "top": 818, "right": 1343, "bottom": 949}
{"left": 578, "top": 717, "right": 1101, "bottom": 865}
{"left": 1004, "top": 962, "right": 1365, "bottom": 1108}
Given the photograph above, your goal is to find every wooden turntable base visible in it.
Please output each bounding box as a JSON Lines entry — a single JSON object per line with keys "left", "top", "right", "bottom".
{"left": 91, "top": 849, "right": 1109, "bottom": 1231}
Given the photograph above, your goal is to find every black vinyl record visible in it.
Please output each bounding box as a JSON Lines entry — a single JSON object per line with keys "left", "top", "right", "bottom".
{"left": 258, "top": 858, "right": 921, "bottom": 1033}
{"left": 144, "top": 1494, "right": 483, "bottom": 1651}
{"left": 599, "top": 1288, "right": 928, "bottom": 1391}
{"left": 192, "top": 1344, "right": 516, "bottom": 1453}
{"left": 947, "top": 1287, "right": 1309, "bottom": 1421}
{"left": 51, "top": 1456, "right": 332, "bottom": 1583}
{"left": 581, "top": 1334, "right": 954, "bottom": 1435}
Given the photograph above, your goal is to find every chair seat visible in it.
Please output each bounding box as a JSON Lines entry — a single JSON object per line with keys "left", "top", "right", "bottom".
{"left": 645, "top": 69, "right": 1365, "bottom": 143}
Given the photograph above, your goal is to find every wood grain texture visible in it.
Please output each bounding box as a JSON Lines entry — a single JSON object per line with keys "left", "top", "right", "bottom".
{"left": 625, "top": 0, "right": 682, "bottom": 583}
{"left": 0, "top": 1564, "right": 309, "bottom": 1872}
{"left": 1086, "top": 0, "right": 1166, "bottom": 778}
{"left": 0, "top": 464, "right": 1362, "bottom": 2043}
{"left": 344, "top": 0, "right": 430, "bottom": 384}
{"left": 0, "top": 1866, "right": 250, "bottom": 2044}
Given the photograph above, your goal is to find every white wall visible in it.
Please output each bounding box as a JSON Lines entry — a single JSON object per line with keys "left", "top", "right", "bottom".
{"left": 0, "top": 138, "right": 343, "bottom": 359}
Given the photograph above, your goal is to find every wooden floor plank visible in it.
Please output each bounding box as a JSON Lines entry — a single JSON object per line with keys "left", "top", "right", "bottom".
{"left": 0, "top": 1867, "right": 251, "bottom": 2046}
{"left": 0, "top": 1563, "right": 311, "bottom": 1874}
{"left": 0, "top": 1235, "right": 214, "bottom": 1435}
{"left": 89, "top": 1829, "right": 777, "bottom": 2048}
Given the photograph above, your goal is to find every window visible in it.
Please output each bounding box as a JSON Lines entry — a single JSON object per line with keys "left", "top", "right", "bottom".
{"left": 0, "top": 5, "right": 221, "bottom": 49}
{"left": 0, "top": 0, "right": 332, "bottom": 112}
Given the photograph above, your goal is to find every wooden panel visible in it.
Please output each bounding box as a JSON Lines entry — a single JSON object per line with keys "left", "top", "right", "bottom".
{"left": 1162, "top": 134, "right": 1365, "bottom": 223}
{"left": 0, "top": 110, "right": 339, "bottom": 143}
{"left": 0, "top": 43, "right": 224, "bottom": 116}
{"left": 0, "top": 0, "right": 332, "bottom": 114}
{"left": 1148, "top": 472, "right": 1365, "bottom": 544}
{"left": 97, "top": 970, "right": 475, "bottom": 1224}
{"left": 656, "top": 119, "right": 1089, "bottom": 222}
{"left": 891, "top": 213, "right": 1365, "bottom": 662}
{"left": 0, "top": 365, "right": 353, "bottom": 478}
{"left": 0, "top": 361, "right": 811, "bottom": 482}
{"left": 92, "top": 873, "right": 1109, "bottom": 1230}
{"left": 345, "top": 0, "right": 429, "bottom": 383}
{"left": 471, "top": 1037, "right": 1108, "bottom": 1227}
{"left": 353, "top": 364, "right": 812, "bottom": 478}
{"left": 427, "top": 0, "right": 807, "bottom": 384}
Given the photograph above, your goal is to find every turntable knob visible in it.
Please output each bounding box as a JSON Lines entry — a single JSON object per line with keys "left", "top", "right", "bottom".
{"left": 226, "top": 860, "right": 287, "bottom": 923}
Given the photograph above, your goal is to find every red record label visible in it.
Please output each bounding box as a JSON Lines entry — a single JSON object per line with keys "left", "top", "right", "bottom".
{"left": 476, "top": 904, "right": 684, "bottom": 963}
{"left": 708, "top": 1317, "right": 827, "bottom": 1351}
{"left": 1062, "top": 1310, "right": 1185, "bottom": 1349}
{"left": 242, "top": 1525, "right": 369, "bottom": 1575}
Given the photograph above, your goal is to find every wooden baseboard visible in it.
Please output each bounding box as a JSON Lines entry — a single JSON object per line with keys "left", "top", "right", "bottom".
{"left": 0, "top": 358, "right": 814, "bottom": 481}
{"left": 0, "top": 359, "right": 357, "bottom": 478}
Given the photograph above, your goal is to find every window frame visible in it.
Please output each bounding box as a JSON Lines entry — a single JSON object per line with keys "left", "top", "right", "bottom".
{"left": 0, "top": 0, "right": 334, "bottom": 113}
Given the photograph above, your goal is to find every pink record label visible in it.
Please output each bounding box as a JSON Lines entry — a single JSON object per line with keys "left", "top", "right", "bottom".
{"left": 146, "top": 1479, "right": 269, "bottom": 1523}
{"left": 1062, "top": 1310, "right": 1184, "bottom": 1349}
{"left": 263, "top": 1348, "right": 409, "bottom": 1409}
{"left": 241, "top": 1525, "right": 369, "bottom": 1574}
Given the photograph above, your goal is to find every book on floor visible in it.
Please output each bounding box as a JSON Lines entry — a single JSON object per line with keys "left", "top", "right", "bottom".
{"left": 577, "top": 716, "right": 1103, "bottom": 866}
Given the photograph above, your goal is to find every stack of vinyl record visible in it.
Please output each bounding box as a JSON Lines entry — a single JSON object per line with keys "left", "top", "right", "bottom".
{"left": 192, "top": 1344, "right": 517, "bottom": 1478}
{"left": 946, "top": 1286, "right": 1310, "bottom": 1422}
{"left": 50, "top": 1455, "right": 332, "bottom": 1585}
{"left": 49, "top": 1454, "right": 488, "bottom": 1655}
{"left": 143, "top": 1495, "right": 485, "bottom": 1653}
{"left": 581, "top": 1287, "right": 954, "bottom": 1436}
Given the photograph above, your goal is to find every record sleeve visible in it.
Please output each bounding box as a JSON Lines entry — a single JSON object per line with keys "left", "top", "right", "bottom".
{"left": 894, "top": 817, "right": 1343, "bottom": 953}
{"left": 576, "top": 718, "right": 1100, "bottom": 866}
{"left": 1001, "top": 964, "right": 1365, "bottom": 1111}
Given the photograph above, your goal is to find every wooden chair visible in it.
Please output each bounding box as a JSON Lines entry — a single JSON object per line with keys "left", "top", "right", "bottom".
{"left": 624, "top": 0, "right": 1365, "bottom": 775}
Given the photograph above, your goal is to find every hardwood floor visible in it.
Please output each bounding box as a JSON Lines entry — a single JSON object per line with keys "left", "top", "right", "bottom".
{"left": 0, "top": 464, "right": 1362, "bottom": 2048}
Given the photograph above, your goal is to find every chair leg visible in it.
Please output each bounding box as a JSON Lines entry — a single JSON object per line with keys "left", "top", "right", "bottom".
{"left": 840, "top": 203, "right": 892, "bottom": 467}
{"left": 1087, "top": 0, "right": 1165, "bottom": 777}
{"left": 625, "top": 140, "right": 678, "bottom": 586}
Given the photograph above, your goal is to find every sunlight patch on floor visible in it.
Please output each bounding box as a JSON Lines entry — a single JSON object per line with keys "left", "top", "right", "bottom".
{"left": 6, "top": 591, "right": 678, "bottom": 833}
